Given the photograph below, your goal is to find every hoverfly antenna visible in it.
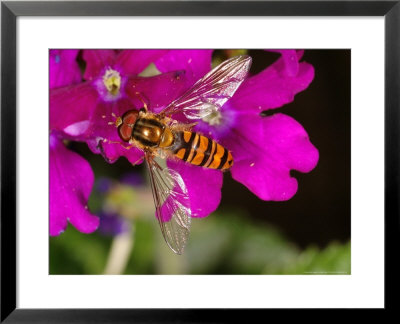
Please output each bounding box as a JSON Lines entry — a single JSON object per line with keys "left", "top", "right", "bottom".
{"left": 134, "top": 91, "right": 149, "bottom": 112}
{"left": 108, "top": 112, "right": 123, "bottom": 128}
{"left": 114, "top": 117, "right": 123, "bottom": 127}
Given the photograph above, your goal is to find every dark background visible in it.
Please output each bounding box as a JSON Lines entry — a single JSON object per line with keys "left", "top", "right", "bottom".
{"left": 70, "top": 50, "right": 351, "bottom": 249}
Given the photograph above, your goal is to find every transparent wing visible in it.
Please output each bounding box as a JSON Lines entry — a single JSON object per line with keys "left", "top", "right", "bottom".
{"left": 160, "top": 55, "right": 252, "bottom": 120}
{"left": 145, "top": 152, "right": 191, "bottom": 254}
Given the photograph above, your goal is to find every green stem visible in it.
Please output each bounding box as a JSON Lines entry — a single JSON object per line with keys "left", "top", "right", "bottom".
{"left": 103, "top": 223, "right": 135, "bottom": 275}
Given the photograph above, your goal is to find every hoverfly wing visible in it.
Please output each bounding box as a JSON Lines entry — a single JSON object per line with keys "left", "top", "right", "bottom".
{"left": 160, "top": 55, "right": 252, "bottom": 120}
{"left": 145, "top": 152, "right": 191, "bottom": 254}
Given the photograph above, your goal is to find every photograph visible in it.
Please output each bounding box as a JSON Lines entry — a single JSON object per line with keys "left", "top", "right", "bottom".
{"left": 49, "top": 49, "right": 350, "bottom": 275}
{"left": 2, "top": 0, "right": 395, "bottom": 318}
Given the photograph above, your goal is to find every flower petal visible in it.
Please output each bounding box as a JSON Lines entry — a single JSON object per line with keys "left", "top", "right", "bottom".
{"left": 226, "top": 113, "right": 319, "bottom": 201}
{"left": 96, "top": 141, "right": 145, "bottom": 165}
{"left": 155, "top": 50, "right": 213, "bottom": 88}
{"left": 115, "top": 49, "right": 169, "bottom": 76}
{"left": 82, "top": 99, "right": 145, "bottom": 164}
{"left": 89, "top": 71, "right": 187, "bottom": 163}
{"left": 125, "top": 72, "right": 188, "bottom": 114}
{"left": 83, "top": 50, "right": 117, "bottom": 80}
{"left": 50, "top": 134, "right": 99, "bottom": 235}
{"left": 232, "top": 55, "right": 314, "bottom": 112}
{"left": 267, "top": 49, "right": 299, "bottom": 77}
{"left": 167, "top": 159, "right": 223, "bottom": 218}
{"left": 50, "top": 82, "right": 99, "bottom": 132}
{"left": 50, "top": 49, "right": 82, "bottom": 89}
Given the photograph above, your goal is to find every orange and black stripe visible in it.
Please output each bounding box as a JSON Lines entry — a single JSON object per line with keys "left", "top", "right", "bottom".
{"left": 173, "top": 131, "right": 233, "bottom": 170}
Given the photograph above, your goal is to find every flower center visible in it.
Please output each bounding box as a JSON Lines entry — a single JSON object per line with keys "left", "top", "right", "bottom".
{"left": 195, "top": 103, "right": 237, "bottom": 142}
{"left": 202, "top": 109, "right": 222, "bottom": 126}
{"left": 103, "top": 68, "right": 121, "bottom": 96}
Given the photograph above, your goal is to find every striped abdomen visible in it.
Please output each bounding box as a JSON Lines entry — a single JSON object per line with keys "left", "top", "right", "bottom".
{"left": 173, "top": 131, "right": 233, "bottom": 170}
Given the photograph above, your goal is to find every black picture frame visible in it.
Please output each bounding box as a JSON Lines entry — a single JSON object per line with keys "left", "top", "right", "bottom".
{"left": 1, "top": 0, "right": 398, "bottom": 321}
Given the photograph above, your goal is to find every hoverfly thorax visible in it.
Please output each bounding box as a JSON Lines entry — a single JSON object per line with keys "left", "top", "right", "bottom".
{"left": 117, "top": 109, "right": 175, "bottom": 149}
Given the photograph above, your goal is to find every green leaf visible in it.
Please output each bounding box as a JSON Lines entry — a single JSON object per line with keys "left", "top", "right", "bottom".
{"left": 50, "top": 226, "right": 111, "bottom": 274}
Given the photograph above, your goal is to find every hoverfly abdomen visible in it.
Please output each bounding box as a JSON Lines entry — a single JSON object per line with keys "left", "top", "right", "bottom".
{"left": 173, "top": 131, "right": 233, "bottom": 170}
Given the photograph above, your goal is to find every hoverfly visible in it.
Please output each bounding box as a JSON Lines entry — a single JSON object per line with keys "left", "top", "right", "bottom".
{"left": 112, "top": 55, "right": 252, "bottom": 254}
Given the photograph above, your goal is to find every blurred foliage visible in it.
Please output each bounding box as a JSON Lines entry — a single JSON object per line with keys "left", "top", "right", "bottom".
{"left": 50, "top": 198, "right": 350, "bottom": 275}
{"left": 50, "top": 227, "right": 112, "bottom": 274}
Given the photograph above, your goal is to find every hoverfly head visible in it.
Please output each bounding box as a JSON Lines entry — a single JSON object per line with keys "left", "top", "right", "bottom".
{"left": 117, "top": 109, "right": 139, "bottom": 142}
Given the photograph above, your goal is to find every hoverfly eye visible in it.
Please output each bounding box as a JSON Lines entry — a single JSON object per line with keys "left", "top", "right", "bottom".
{"left": 118, "top": 124, "right": 133, "bottom": 142}
{"left": 122, "top": 109, "right": 139, "bottom": 125}
{"left": 117, "top": 110, "right": 139, "bottom": 142}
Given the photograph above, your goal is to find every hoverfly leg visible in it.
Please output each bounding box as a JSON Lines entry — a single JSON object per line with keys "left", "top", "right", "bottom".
{"left": 134, "top": 92, "right": 149, "bottom": 112}
{"left": 132, "top": 155, "right": 145, "bottom": 166}
{"left": 170, "top": 121, "right": 198, "bottom": 132}
{"left": 183, "top": 122, "right": 198, "bottom": 131}
{"left": 103, "top": 138, "right": 136, "bottom": 150}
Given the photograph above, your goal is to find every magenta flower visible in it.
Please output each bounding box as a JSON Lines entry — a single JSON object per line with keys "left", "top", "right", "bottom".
{"left": 50, "top": 49, "right": 82, "bottom": 88}
{"left": 221, "top": 50, "right": 319, "bottom": 200}
{"left": 155, "top": 49, "right": 213, "bottom": 88}
{"left": 49, "top": 49, "right": 100, "bottom": 235}
{"left": 155, "top": 50, "right": 319, "bottom": 217}
{"left": 49, "top": 49, "right": 193, "bottom": 235}
{"left": 50, "top": 49, "right": 186, "bottom": 165}
{"left": 50, "top": 49, "right": 318, "bottom": 236}
{"left": 50, "top": 133, "right": 99, "bottom": 235}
